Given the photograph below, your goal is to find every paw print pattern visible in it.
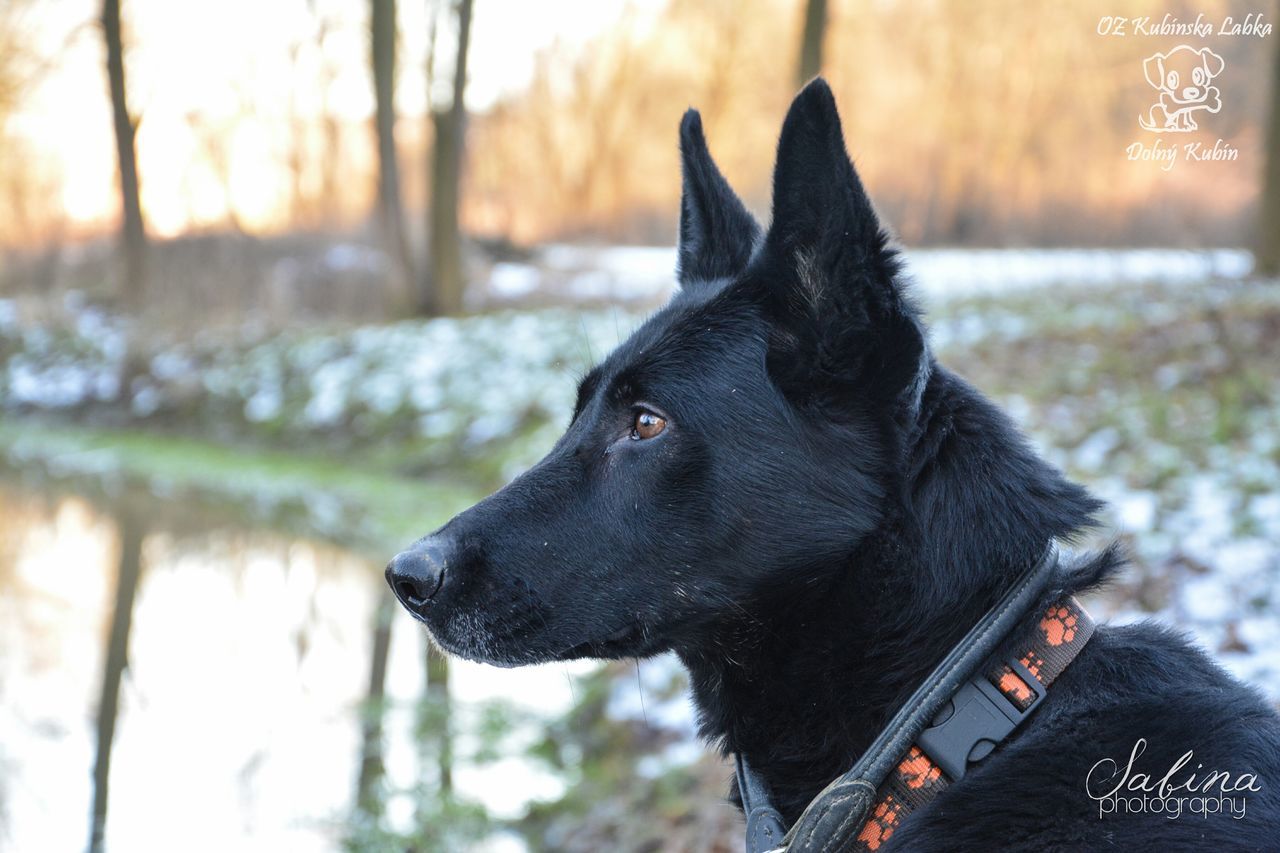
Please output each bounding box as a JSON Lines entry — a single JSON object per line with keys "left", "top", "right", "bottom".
{"left": 853, "top": 598, "right": 1093, "bottom": 852}
{"left": 855, "top": 795, "right": 905, "bottom": 851}
{"left": 1041, "top": 605, "right": 1079, "bottom": 646}
{"left": 997, "top": 668, "right": 1035, "bottom": 706}
{"left": 897, "top": 746, "right": 942, "bottom": 790}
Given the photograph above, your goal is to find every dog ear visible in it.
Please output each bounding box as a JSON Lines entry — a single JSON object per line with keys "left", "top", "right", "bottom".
{"left": 1144, "top": 54, "right": 1166, "bottom": 89}
{"left": 757, "top": 78, "right": 928, "bottom": 421}
{"left": 676, "top": 109, "right": 761, "bottom": 288}
{"left": 1199, "top": 47, "right": 1224, "bottom": 77}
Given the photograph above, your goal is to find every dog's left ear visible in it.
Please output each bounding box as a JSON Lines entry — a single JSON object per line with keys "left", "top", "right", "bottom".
{"left": 1144, "top": 54, "right": 1166, "bottom": 89}
{"left": 677, "top": 109, "right": 762, "bottom": 289}
{"left": 757, "top": 78, "right": 928, "bottom": 422}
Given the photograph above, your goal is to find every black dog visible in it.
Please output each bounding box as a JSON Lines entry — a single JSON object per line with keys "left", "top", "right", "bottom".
{"left": 388, "top": 79, "right": 1280, "bottom": 850}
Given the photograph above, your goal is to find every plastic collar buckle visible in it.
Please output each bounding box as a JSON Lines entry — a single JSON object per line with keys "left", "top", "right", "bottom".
{"left": 916, "top": 655, "right": 1046, "bottom": 781}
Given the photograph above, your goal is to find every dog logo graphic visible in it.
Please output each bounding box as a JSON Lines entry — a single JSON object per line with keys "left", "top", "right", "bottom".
{"left": 1139, "top": 45, "right": 1225, "bottom": 133}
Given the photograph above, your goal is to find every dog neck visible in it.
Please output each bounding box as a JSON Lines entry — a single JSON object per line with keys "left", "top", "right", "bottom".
{"left": 675, "top": 366, "right": 1102, "bottom": 825}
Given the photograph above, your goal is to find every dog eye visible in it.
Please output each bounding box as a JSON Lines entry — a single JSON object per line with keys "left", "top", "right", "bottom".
{"left": 1167, "top": 71, "right": 1179, "bottom": 88}
{"left": 1193, "top": 68, "right": 1206, "bottom": 86}
{"left": 631, "top": 410, "right": 667, "bottom": 440}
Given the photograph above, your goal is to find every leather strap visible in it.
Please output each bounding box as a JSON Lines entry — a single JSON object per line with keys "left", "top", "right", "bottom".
{"left": 737, "top": 753, "right": 788, "bottom": 852}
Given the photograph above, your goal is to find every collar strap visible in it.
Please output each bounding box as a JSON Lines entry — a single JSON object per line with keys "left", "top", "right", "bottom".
{"left": 852, "top": 596, "right": 1095, "bottom": 850}
{"left": 737, "top": 543, "right": 1094, "bottom": 853}
{"left": 738, "top": 753, "right": 788, "bottom": 851}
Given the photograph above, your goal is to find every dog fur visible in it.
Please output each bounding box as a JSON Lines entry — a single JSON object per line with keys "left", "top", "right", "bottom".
{"left": 389, "top": 79, "right": 1280, "bottom": 850}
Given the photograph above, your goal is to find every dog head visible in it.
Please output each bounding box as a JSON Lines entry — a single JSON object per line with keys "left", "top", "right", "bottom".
{"left": 1143, "top": 45, "right": 1225, "bottom": 106}
{"left": 387, "top": 80, "right": 928, "bottom": 666}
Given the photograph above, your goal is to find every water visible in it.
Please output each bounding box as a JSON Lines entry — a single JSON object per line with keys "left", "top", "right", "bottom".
{"left": 0, "top": 483, "right": 595, "bottom": 852}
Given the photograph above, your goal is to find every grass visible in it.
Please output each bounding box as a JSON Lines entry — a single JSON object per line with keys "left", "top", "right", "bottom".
{"left": 0, "top": 419, "right": 490, "bottom": 556}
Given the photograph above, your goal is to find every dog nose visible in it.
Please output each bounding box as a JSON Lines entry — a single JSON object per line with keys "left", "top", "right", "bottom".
{"left": 1183, "top": 86, "right": 1200, "bottom": 99}
{"left": 386, "top": 540, "right": 450, "bottom": 612}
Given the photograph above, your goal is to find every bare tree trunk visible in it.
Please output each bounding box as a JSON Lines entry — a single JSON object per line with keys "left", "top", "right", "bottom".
{"left": 316, "top": 15, "right": 343, "bottom": 225}
{"left": 355, "top": 592, "right": 395, "bottom": 816}
{"left": 371, "top": 0, "right": 415, "bottom": 306}
{"left": 424, "top": 0, "right": 439, "bottom": 98}
{"left": 101, "top": 0, "right": 146, "bottom": 311}
{"left": 1257, "top": 33, "right": 1280, "bottom": 277}
{"left": 423, "top": 0, "right": 473, "bottom": 316}
{"left": 88, "top": 508, "right": 145, "bottom": 853}
{"left": 796, "top": 0, "right": 828, "bottom": 86}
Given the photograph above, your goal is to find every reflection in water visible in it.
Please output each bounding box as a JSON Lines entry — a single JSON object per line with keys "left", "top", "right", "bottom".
{"left": 355, "top": 589, "right": 394, "bottom": 819}
{"left": 355, "top": 593, "right": 393, "bottom": 818}
{"left": 425, "top": 647, "right": 452, "bottom": 796}
{"left": 89, "top": 506, "right": 146, "bottom": 853}
{"left": 0, "top": 482, "right": 587, "bottom": 852}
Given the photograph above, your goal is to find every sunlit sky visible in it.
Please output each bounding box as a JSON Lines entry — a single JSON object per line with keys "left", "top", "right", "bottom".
{"left": 9, "top": 0, "right": 661, "bottom": 236}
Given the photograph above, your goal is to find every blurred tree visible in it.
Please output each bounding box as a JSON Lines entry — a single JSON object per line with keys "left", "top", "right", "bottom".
{"left": 0, "top": 1, "right": 51, "bottom": 244}
{"left": 797, "top": 0, "right": 827, "bottom": 85}
{"left": 0, "top": 2, "right": 47, "bottom": 140}
{"left": 88, "top": 507, "right": 145, "bottom": 853}
{"left": 1258, "top": 32, "right": 1280, "bottom": 277}
{"left": 424, "top": 0, "right": 473, "bottom": 315}
{"left": 101, "top": 0, "right": 147, "bottom": 310}
{"left": 315, "top": 8, "right": 346, "bottom": 225}
{"left": 280, "top": 5, "right": 356, "bottom": 230}
{"left": 184, "top": 84, "right": 255, "bottom": 234}
{"left": 372, "top": 0, "right": 415, "bottom": 303}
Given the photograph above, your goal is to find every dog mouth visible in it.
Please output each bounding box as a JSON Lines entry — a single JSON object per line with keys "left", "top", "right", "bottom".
{"left": 555, "top": 621, "right": 650, "bottom": 659}
{"left": 423, "top": 609, "right": 657, "bottom": 667}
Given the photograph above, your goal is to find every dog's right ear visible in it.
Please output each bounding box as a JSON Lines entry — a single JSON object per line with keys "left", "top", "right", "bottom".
{"left": 1143, "top": 53, "right": 1166, "bottom": 89}
{"left": 754, "top": 78, "right": 928, "bottom": 424}
{"left": 1199, "top": 47, "right": 1225, "bottom": 77}
{"left": 677, "top": 109, "right": 761, "bottom": 289}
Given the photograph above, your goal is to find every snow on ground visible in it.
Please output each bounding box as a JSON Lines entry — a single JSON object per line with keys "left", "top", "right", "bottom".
{"left": 5, "top": 247, "right": 1262, "bottom": 470}
{"left": 902, "top": 248, "right": 1253, "bottom": 299}
{"left": 479, "top": 245, "right": 1256, "bottom": 306}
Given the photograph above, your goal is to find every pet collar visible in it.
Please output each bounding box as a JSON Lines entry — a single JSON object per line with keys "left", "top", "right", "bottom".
{"left": 736, "top": 542, "right": 1097, "bottom": 852}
